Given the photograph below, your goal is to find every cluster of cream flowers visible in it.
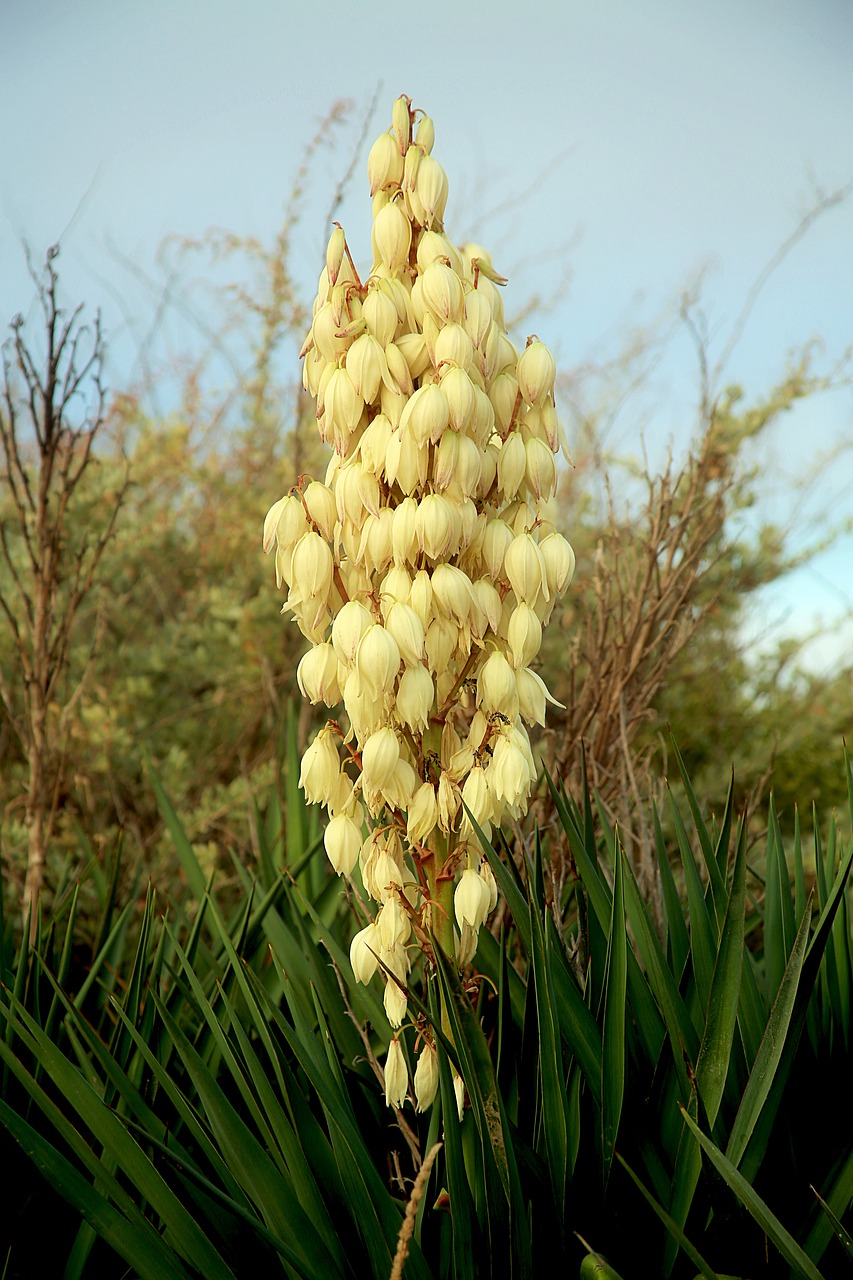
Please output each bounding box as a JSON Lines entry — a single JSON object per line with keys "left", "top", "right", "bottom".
{"left": 264, "top": 96, "right": 574, "bottom": 1111}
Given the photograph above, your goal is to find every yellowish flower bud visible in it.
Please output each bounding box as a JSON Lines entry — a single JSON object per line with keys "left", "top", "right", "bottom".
{"left": 384, "top": 1036, "right": 408, "bottom": 1109}
{"left": 367, "top": 130, "right": 403, "bottom": 195}
{"left": 524, "top": 435, "right": 557, "bottom": 502}
{"left": 477, "top": 650, "right": 519, "bottom": 719}
{"left": 299, "top": 728, "right": 340, "bottom": 806}
{"left": 407, "top": 780, "right": 439, "bottom": 843}
{"left": 302, "top": 481, "right": 337, "bottom": 540}
{"left": 391, "top": 496, "right": 419, "bottom": 565}
{"left": 414, "top": 1043, "right": 439, "bottom": 1111}
{"left": 356, "top": 624, "right": 401, "bottom": 698}
{"left": 345, "top": 333, "right": 386, "bottom": 403}
{"left": 324, "top": 813, "right": 362, "bottom": 875}
{"left": 516, "top": 339, "right": 556, "bottom": 406}
{"left": 507, "top": 602, "right": 542, "bottom": 669}
{"left": 400, "top": 382, "right": 449, "bottom": 448}
{"left": 497, "top": 431, "right": 526, "bottom": 500}
{"left": 362, "top": 285, "right": 398, "bottom": 346}
{"left": 392, "top": 95, "right": 411, "bottom": 152}
{"left": 361, "top": 726, "right": 401, "bottom": 792}
{"left": 383, "top": 601, "right": 425, "bottom": 666}
{"left": 415, "top": 113, "right": 435, "bottom": 154}
{"left": 503, "top": 532, "right": 547, "bottom": 605}
{"left": 455, "top": 866, "right": 491, "bottom": 930}
{"left": 332, "top": 599, "right": 373, "bottom": 664}
{"left": 416, "top": 154, "right": 449, "bottom": 228}
{"left": 325, "top": 226, "right": 346, "bottom": 286}
{"left": 434, "top": 321, "right": 474, "bottom": 371}
{"left": 416, "top": 493, "right": 457, "bottom": 559}
{"left": 539, "top": 531, "right": 576, "bottom": 596}
{"left": 383, "top": 960, "right": 409, "bottom": 1028}
{"left": 420, "top": 260, "right": 463, "bottom": 323}
{"left": 397, "top": 662, "right": 434, "bottom": 734}
{"left": 424, "top": 616, "right": 456, "bottom": 672}
{"left": 438, "top": 773, "right": 461, "bottom": 832}
{"left": 372, "top": 200, "right": 412, "bottom": 273}
{"left": 516, "top": 665, "right": 564, "bottom": 727}
{"left": 297, "top": 643, "right": 341, "bottom": 705}
{"left": 350, "top": 922, "right": 380, "bottom": 983}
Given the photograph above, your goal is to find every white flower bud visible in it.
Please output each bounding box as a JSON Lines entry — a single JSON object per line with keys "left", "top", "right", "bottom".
{"left": 490, "top": 371, "right": 519, "bottom": 435}
{"left": 434, "top": 321, "right": 474, "bottom": 371}
{"left": 384, "top": 969, "right": 409, "bottom": 1029}
{"left": 441, "top": 366, "right": 476, "bottom": 431}
{"left": 455, "top": 867, "right": 491, "bottom": 930}
{"left": 416, "top": 494, "right": 458, "bottom": 560}
{"left": 355, "top": 624, "right": 401, "bottom": 698}
{"left": 289, "top": 532, "right": 333, "bottom": 605}
{"left": 361, "top": 727, "right": 401, "bottom": 792}
{"left": 324, "top": 814, "right": 362, "bottom": 875}
{"left": 299, "top": 728, "right": 340, "bottom": 806}
{"left": 431, "top": 563, "right": 474, "bottom": 625}
{"left": 324, "top": 366, "right": 365, "bottom": 439}
{"left": 263, "top": 495, "right": 288, "bottom": 554}
{"left": 384, "top": 341, "right": 415, "bottom": 396}
{"left": 433, "top": 428, "right": 459, "bottom": 490}
{"left": 420, "top": 260, "right": 463, "bottom": 323}
{"left": 350, "top": 922, "right": 380, "bottom": 983}
{"left": 407, "top": 781, "right": 439, "bottom": 843}
{"left": 477, "top": 650, "right": 519, "bottom": 719}
{"left": 424, "top": 616, "right": 456, "bottom": 673}
{"left": 497, "top": 432, "right": 527, "bottom": 500}
{"left": 409, "top": 569, "right": 434, "bottom": 627}
{"left": 516, "top": 665, "right": 564, "bottom": 727}
{"left": 460, "top": 765, "right": 493, "bottom": 832}
{"left": 391, "top": 496, "right": 419, "bottom": 565}
{"left": 524, "top": 436, "right": 557, "bottom": 502}
{"left": 345, "top": 333, "right": 386, "bottom": 403}
{"left": 397, "top": 662, "right": 434, "bottom": 733}
{"left": 539, "top": 531, "right": 576, "bottom": 597}
{"left": 384, "top": 1037, "right": 408, "bottom": 1108}
{"left": 394, "top": 331, "right": 431, "bottom": 381}
{"left": 384, "top": 601, "right": 425, "bottom": 666}
{"left": 302, "top": 481, "right": 338, "bottom": 540}
{"left": 415, "top": 113, "right": 435, "bottom": 154}
{"left": 400, "top": 383, "right": 449, "bottom": 448}
{"left": 414, "top": 1044, "right": 439, "bottom": 1112}
{"left": 332, "top": 600, "right": 374, "bottom": 664}
{"left": 507, "top": 602, "right": 542, "bottom": 669}
{"left": 503, "top": 533, "right": 547, "bottom": 606}
{"left": 297, "top": 643, "right": 341, "bottom": 705}
{"left": 481, "top": 519, "right": 513, "bottom": 580}
{"left": 379, "top": 564, "right": 413, "bottom": 611}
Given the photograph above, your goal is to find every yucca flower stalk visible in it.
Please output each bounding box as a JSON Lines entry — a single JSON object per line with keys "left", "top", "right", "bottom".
{"left": 264, "top": 95, "right": 574, "bottom": 1108}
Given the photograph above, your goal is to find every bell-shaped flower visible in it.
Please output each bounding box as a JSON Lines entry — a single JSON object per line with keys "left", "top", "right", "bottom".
{"left": 454, "top": 866, "right": 491, "bottom": 930}
{"left": 414, "top": 1044, "right": 439, "bottom": 1112}
{"left": 383, "top": 1036, "right": 408, "bottom": 1108}
{"left": 299, "top": 728, "right": 340, "bottom": 806}
{"left": 350, "top": 922, "right": 380, "bottom": 984}
{"left": 361, "top": 727, "right": 401, "bottom": 793}
{"left": 297, "top": 643, "right": 341, "bottom": 706}
{"left": 324, "top": 813, "right": 362, "bottom": 876}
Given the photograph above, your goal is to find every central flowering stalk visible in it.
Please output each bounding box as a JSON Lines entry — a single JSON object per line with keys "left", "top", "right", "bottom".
{"left": 264, "top": 95, "right": 574, "bottom": 1110}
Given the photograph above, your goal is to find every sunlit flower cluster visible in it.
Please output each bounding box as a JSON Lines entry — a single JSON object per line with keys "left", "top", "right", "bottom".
{"left": 264, "top": 96, "right": 574, "bottom": 1110}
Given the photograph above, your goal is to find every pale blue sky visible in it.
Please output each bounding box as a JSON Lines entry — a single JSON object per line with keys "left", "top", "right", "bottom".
{"left": 2, "top": 0, "right": 852, "bottom": 669}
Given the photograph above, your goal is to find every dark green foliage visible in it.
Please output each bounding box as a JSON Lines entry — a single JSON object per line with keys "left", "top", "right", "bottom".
{"left": 1, "top": 744, "right": 852, "bottom": 1278}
